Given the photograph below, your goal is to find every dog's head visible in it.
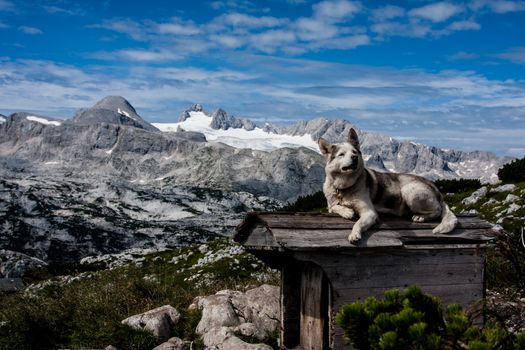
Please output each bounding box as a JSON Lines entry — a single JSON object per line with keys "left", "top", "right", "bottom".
{"left": 318, "top": 128, "right": 363, "bottom": 175}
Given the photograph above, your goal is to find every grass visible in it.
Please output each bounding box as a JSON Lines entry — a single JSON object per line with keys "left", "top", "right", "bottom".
{"left": 0, "top": 239, "right": 279, "bottom": 350}
{"left": 443, "top": 181, "right": 525, "bottom": 292}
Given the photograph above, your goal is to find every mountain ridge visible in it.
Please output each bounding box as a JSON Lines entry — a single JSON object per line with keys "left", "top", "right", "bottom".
{"left": 0, "top": 96, "right": 513, "bottom": 184}
{"left": 158, "top": 103, "right": 512, "bottom": 183}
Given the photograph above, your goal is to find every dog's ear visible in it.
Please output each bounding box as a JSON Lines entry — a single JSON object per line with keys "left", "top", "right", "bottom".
{"left": 318, "top": 138, "right": 332, "bottom": 159}
{"left": 348, "top": 128, "right": 360, "bottom": 150}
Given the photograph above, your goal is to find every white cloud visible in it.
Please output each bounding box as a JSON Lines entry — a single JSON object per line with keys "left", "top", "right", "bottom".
{"left": 496, "top": 46, "right": 525, "bottom": 64}
{"left": 0, "top": 0, "right": 14, "bottom": 11}
{"left": 93, "top": 49, "right": 180, "bottom": 62}
{"left": 295, "top": 17, "right": 339, "bottom": 40}
{"left": 93, "top": 19, "right": 148, "bottom": 41}
{"left": 209, "top": 34, "right": 245, "bottom": 49}
{"left": 470, "top": 0, "right": 525, "bottom": 13}
{"left": 446, "top": 19, "right": 480, "bottom": 31}
{"left": 1, "top": 56, "right": 524, "bottom": 155}
{"left": 409, "top": 2, "right": 464, "bottom": 22}
{"left": 18, "top": 26, "right": 43, "bottom": 34}
{"left": 447, "top": 51, "right": 480, "bottom": 60}
{"left": 312, "top": 0, "right": 362, "bottom": 21}
{"left": 434, "top": 19, "right": 481, "bottom": 35}
{"left": 249, "top": 30, "right": 297, "bottom": 52}
{"left": 156, "top": 20, "right": 201, "bottom": 35}
{"left": 42, "top": 5, "right": 85, "bottom": 16}
{"left": 371, "top": 5, "right": 406, "bottom": 21}
{"left": 371, "top": 21, "right": 431, "bottom": 38}
{"left": 309, "top": 34, "right": 370, "bottom": 50}
{"left": 215, "top": 12, "right": 288, "bottom": 28}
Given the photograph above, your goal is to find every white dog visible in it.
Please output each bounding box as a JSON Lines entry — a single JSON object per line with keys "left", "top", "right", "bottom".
{"left": 319, "top": 128, "right": 458, "bottom": 243}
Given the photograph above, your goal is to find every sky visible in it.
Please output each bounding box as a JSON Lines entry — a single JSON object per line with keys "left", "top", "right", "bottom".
{"left": 0, "top": 0, "right": 524, "bottom": 156}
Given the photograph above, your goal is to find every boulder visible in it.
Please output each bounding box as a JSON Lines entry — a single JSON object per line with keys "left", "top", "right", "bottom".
{"left": 153, "top": 337, "right": 191, "bottom": 350}
{"left": 122, "top": 305, "right": 180, "bottom": 341}
{"left": 462, "top": 186, "right": 488, "bottom": 205}
{"left": 0, "top": 250, "right": 47, "bottom": 278}
{"left": 195, "top": 292, "right": 241, "bottom": 335}
{"left": 202, "top": 327, "right": 273, "bottom": 350}
{"left": 504, "top": 194, "right": 519, "bottom": 204}
{"left": 192, "top": 284, "right": 279, "bottom": 349}
{"left": 491, "top": 184, "right": 517, "bottom": 193}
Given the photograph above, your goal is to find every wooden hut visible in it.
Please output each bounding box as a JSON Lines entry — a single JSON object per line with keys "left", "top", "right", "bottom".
{"left": 234, "top": 212, "right": 496, "bottom": 350}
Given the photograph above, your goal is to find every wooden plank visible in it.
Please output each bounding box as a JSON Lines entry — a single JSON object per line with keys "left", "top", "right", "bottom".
{"left": 333, "top": 283, "right": 484, "bottom": 309}
{"left": 273, "top": 229, "right": 403, "bottom": 249}
{"left": 295, "top": 249, "right": 483, "bottom": 268}
{"left": 242, "top": 224, "right": 280, "bottom": 249}
{"left": 270, "top": 227, "right": 491, "bottom": 250}
{"left": 300, "top": 263, "right": 327, "bottom": 350}
{"left": 325, "top": 261, "right": 483, "bottom": 289}
{"left": 255, "top": 213, "right": 493, "bottom": 230}
{"left": 281, "top": 262, "right": 302, "bottom": 349}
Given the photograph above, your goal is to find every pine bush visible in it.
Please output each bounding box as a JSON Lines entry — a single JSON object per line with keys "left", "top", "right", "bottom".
{"left": 336, "top": 286, "right": 525, "bottom": 350}
{"left": 498, "top": 157, "right": 525, "bottom": 183}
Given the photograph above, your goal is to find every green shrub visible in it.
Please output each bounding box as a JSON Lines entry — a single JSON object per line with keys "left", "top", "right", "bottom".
{"left": 498, "top": 157, "right": 525, "bottom": 183}
{"left": 281, "top": 190, "right": 326, "bottom": 212}
{"left": 434, "top": 179, "right": 482, "bottom": 194}
{"left": 336, "top": 286, "right": 525, "bottom": 350}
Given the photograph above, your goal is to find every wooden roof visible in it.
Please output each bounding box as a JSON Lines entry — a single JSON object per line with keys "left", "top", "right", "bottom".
{"left": 234, "top": 212, "right": 497, "bottom": 251}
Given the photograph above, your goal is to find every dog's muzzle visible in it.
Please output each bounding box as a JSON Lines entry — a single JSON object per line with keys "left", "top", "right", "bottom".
{"left": 341, "top": 156, "right": 359, "bottom": 172}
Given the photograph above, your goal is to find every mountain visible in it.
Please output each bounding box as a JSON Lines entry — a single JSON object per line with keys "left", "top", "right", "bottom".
{"left": 72, "top": 96, "right": 159, "bottom": 132}
{"left": 0, "top": 97, "right": 324, "bottom": 262}
{"left": 154, "top": 105, "right": 512, "bottom": 183}
{"left": 0, "top": 96, "right": 512, "bottom": 263}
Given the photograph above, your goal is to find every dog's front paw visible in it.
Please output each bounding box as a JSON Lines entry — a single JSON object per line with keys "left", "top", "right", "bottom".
{"left": 412, "top": 215, "right": 425, "bottom": 223}
{"left": 341, "top": 209, "right": 355, "bottom": 220}
{"left": 348, "top": 229, "right": 361, "bottom": 243}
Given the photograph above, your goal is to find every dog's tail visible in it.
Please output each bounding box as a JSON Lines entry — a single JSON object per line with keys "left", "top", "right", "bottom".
{"left": 432, "top": 203, "right": 458, "bottom": 234}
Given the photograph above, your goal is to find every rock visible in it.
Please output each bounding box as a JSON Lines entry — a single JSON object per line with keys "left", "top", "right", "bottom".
{"left": 507, "top": 203, "right": 522, "bottom": 214}
{"left": 462, "top": 186, "right": 488, "bottom": 205}
{"left": 504, "top": 194, "right": 520, "bottom": 204}
{"left": 491, "top": 184, "right": 517, "bottom": 193}
{"left": 0, "top": 250, "right": 47, "bottom": 278}
{"left": 209, "top": 108, "right": 256, "bottom": 131}
{"left": 195, "top": 292, "right": 241, "bottom": 335}
{"left": 482, "top": 198, "right": 498, "bottom": 207}
{"left": 202, "top": 327, "right": 273, "bottom": 350}
{"left": 122, "top": 305, "right": 180, "bottom": 341}
{"left": 194, "top": 284, "right": 279, "bottom": 349}
{"left": 153, "top": 337, "right": 191, "bottom": 350}
{"left": 72, "top": 96, "right": 159, "bottom": 132}
{"left": 104, "top": 346, "right": 119, "bottom": 350}
{"left": 463, "top": 209, "right": 479, "bottom": 215}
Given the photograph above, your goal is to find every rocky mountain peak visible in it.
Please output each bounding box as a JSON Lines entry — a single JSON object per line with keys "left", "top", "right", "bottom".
{"left": 190, "top": 103, "right": 203, "bottom": 112}
{"left": 178, "top": 104, "right": 207, "bottom": 122}
{"left": 72, "top": 96, "right": 159, "bottom": 132}
{"left": 210, "top": 108, "right": 255, "bottom": 131}
{"left": 93, "top": 96, "right": 137, "bottom": 114}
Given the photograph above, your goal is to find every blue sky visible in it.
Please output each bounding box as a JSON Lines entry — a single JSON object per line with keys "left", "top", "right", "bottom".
{"left": 1, "top": 0, "right": 524, "bottom": 156}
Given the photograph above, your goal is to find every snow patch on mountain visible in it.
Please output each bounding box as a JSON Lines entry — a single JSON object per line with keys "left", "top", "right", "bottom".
{"left": 26, "top": 116, "right": 62, "bottom": 126}
{"left": 0, "top": 116, "right": 5, "bottom": 124}
{"left": 117, "top": 107, "right": 136, "bottom": 121}
{"left": 153, "top": 111, "right": 319, "bottom": 152}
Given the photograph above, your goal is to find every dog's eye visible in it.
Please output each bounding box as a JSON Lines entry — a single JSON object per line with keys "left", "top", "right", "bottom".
{"left": 338, "top": 153, "right": 344, "bottom": 157}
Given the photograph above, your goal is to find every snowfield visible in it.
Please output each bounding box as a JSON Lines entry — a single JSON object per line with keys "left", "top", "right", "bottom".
{"left": 26, "top": 116, "right": 62, "bottom": 126}
{"left": 153, "top": 111, "right": 319, "bottom": 153}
